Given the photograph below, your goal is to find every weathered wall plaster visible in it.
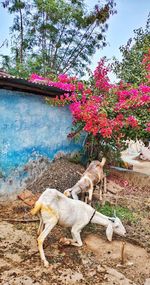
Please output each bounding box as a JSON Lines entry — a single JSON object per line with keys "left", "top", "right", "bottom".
{"left": 0, "top": 89, "right": 83, "bottom": 196}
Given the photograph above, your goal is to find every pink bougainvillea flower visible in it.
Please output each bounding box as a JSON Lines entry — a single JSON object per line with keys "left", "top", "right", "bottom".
{"left": 28, "top": 50, "right": 150, "bottom": 146}
{"left": 127, "top": 116, "right": 138, "bottom": 128}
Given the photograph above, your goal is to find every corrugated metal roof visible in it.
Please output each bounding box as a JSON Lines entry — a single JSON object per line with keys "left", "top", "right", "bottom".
{"left": 0, "top": 72, "right": 70, "bottom": 97}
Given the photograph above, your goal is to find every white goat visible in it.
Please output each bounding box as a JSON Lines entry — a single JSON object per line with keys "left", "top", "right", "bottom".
{"left": 31, "top": 188, "right": 126, "bottom": 267}
{"left": 64, "top": 157, "right": 106, "bottom": 203}
{"left": 140, "top": 145, "right": 150, "bottom": 161}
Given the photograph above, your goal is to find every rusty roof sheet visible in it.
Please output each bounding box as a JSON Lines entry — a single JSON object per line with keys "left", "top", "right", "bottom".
{"left": 0, "top": 72, "right": 70, "bottom": 97}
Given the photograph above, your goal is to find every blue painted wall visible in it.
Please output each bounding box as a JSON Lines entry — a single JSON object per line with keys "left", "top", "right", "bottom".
{"left": 0, "top": 89, "right": 83, "bottom": 196}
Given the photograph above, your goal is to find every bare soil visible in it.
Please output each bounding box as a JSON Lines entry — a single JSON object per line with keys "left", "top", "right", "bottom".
{"left": 0, "top": 158, "right": 149, "bottom": 285}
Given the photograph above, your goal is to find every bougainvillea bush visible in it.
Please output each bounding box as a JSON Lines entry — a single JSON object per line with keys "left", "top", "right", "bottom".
{"left": 29, "top": 50, "right": 150, "bottom": 163}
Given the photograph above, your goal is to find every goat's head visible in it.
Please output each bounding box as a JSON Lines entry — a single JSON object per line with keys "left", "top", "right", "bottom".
{"left": 106, "top": 216, "right": 126, "bottom": 242}
{"left": 64, "top": 188, "right": 72, "bottom": 197}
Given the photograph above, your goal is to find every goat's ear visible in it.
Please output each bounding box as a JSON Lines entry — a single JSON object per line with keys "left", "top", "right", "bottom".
{"left": 64, "top": 189, "right": 72, "bottom": 197}
{"left": 106, "top": 223, "right": 113, "bottom": 241}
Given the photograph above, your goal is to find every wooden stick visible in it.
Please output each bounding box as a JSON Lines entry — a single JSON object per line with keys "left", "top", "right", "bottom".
{"left": 1, "top": 218, "right": 39, "bottom": 223}
{"left": 121, "top": 241, "right": 126, "bottom": 265}
{"left": 76, "top": 171, "right": 83, "bottom": 176}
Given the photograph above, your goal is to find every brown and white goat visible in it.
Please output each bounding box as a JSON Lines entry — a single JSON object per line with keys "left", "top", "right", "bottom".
{"left": 64, "top": 157, "right": 106, "bottom": 204}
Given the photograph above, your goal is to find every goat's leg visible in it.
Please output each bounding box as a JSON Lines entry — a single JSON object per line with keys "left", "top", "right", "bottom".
{"left": 102, "top": 175, "right": 107, "bottom": 206}
{"left": 88, "top": 186, "right": 94, "bottom": 205}
{"left": 84, "top": 193, "right": 88, "bottom": 204}
{"left": 70, "top": 225, "right": 84, "bottom": 247}
{"left": 103, "top": 175, "right": 107, "bottom": 194}
{"left": 37, "top": 219, "right": 57, "bottom": 267}
{"left": 37, "top": 215, "right": 44, "bottom": 236}
{"left": 99, "top": 188, "right": 103, "bottom": 201}
{"left": 81, "top": 191, "right": 85, "bottom": 201}
{"left": 71, "top": 190, "right": 79, "bottom": 200}
{"left": 60, "top": 225, "right": 83, "bottom": 247}
{"left": 99, "top": 181, "right": 103, "bottom": 202}
{"left": 59, "top": 237, "right": 75, "bottom": 245}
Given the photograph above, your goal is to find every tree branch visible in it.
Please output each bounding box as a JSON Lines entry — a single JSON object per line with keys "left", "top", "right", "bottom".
{"left": 61, "top": 23, "right": 94, "bottom": 72}
{"left": 63, "top": 23, "right": 97, "bottom": 73}
{"left": 0, "top": 39, "right": 8, "bottom": 49}
{"left": 51, "top": 22, "right": 67, "bottom": 70}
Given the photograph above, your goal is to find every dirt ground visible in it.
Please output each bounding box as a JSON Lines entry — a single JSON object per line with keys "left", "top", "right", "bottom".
{"left": 0, "top": 158, "right": 150, "bottom": 285}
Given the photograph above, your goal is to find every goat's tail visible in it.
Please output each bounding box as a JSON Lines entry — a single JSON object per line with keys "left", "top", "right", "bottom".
{"left": 100, "top": 157, "right": 106, "bottom": 167}
{"left": 31, "top": 201, "right": 41, "bottom": 216}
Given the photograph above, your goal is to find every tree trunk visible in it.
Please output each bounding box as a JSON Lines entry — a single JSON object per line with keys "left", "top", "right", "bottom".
{"left": 19, "top": 7, "right": 23, "bottom": 64}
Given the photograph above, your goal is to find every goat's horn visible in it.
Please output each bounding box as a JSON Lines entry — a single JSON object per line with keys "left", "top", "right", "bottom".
{"left": 113, "top": 210, "right": 116, "bottom": 218}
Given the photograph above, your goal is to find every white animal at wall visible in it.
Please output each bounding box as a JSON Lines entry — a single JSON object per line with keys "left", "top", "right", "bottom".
{"left": 125, "top": 139, "right": 144, "bottom": 155}
{"left": 140, "top": 145, "right": 150, "bottom": 161}
{"left": 64, "top": 157, "right": 106, "bottom": 203}
{"left": 31, "top": 188, "right": 126, "bottom": 267}
{"left": 124, "top": 139, "right": 150, "bottom": 162}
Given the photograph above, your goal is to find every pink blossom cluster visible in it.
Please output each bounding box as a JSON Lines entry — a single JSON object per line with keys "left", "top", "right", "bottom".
{"left": 115, "top": 85, "right": 150, "bottom": 111}
{"left": 126, "top": 116, "right": 138, "bottom": 127}
{"left": 146, "top": 122, "right": 150, "bottom": 132}
{"left": 29, "top": 73, "right": 76, "bottom": 91}
{"left": 28, "top": 50, "right": 150, "bottom": 141}
{"left": 94, "top": 59, "right": 112, "bottom": 92}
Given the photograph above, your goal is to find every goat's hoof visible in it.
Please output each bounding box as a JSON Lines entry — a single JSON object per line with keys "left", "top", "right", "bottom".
{"left": 59, "top": 237, "right": 66, "bottom": 244}
{"left": 44, "top": 260, "right": 49, "bottom": 267}
{"left": 59, "top": 237, "right": 71, "bottom": 245}
{"left": 64, "top": 240, "right": 71, "bottom": 245}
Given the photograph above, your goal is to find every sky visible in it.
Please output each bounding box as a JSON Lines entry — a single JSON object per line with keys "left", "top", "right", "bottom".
{"left": 0, "top": 0, "right": 150, "bottom": 81}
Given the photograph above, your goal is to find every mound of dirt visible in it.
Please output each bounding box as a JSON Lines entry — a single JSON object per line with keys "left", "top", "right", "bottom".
{"left": 27, "top": 158, "right": 85, "bottom": 193}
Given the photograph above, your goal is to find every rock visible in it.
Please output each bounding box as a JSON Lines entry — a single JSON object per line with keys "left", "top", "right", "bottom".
{"left": 103, "top": 267, "right": 137, "bottom": 285}
{"left": 116, "top": 261, "right": 134, "bottom": 268}
{"left": 18, "top": 189, "right": 40, "bottom": 206}
{"left": 56, "top": 268, "right": 84, "bottom": 284}
{"left": 144, "top": 279, "right": 150, "bottom": 285}
{"left": 97, "top": 265, "right": 106, "bottom": 273}
{"left": 107, "top": 180, "right": 124, "bottom": 194}
{"left": 88, "top": 269, "right": 97, "bottom": 277}
{"left": 2, "top": 276, "right": 40, "bottom": 285}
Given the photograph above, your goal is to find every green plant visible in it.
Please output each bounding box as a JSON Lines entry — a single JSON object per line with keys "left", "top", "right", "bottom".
{"left": 112, "top": 14, "right": 150, "bottom": 84}
{"left": 1, "top": 0, "right": 116, "bottom": 77}
{"left": 95, "top": 201, "right": 136, "bottom": 223}
{"left": 68, "top": 152, "right": 82, "bottom": 164}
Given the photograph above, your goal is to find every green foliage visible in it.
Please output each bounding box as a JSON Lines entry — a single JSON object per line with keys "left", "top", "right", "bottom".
{"left": 81, "top": 133, "right": 122, "bottom": 164}
{"left": 112, "top": 14, "right": 150, "bottom": 84}
{"left": 96, "top": 202, "right": 136, "bottom": 223}
{"left": 68, "top": 152, "right": 82, "bottom": 164}
{"left": 1, "top": 0, "right": 116, "bottom": 77}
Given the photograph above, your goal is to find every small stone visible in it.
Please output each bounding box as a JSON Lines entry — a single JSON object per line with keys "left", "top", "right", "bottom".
{"left": 88, "top": 269, "right": 97, "bottom": 277}
{"left": 97, "top": 265, "right": 106, "bottom": 273}
{"left": 116, "top": 261, "right": 134, "bottom": 268}
{"left": 126, "top": 261, "right": 134, "bottom": 267}
{"left": 144, "top": 279, "right": 150, "bottom": 285}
